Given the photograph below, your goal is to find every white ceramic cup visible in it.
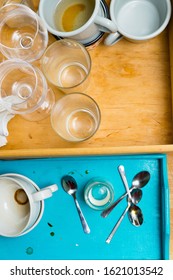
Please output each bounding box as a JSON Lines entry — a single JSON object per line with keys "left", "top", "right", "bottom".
{"left": 0, "top": 174, "right": 58, "bottom": 237}
{"left": 38, "top": 0, "right": 117, "bottom": 44}
{"left": 104, "top": 0, "right": 172, "bottom": 46}
{"left": 1, "top": 173, "right": 45, "bottom": 236}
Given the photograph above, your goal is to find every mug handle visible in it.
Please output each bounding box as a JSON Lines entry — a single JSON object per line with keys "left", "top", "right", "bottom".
{"left": 42, "top": 184, "right": 58, "bottom": 193}
{"left": 32, "top": 184, "right": 58, "bottom": 202}
{"left": 104, "top": 32, "right": 123, "bottom": 46}
{"left": 94, "top": 15, "right": 117, "bottom": 33}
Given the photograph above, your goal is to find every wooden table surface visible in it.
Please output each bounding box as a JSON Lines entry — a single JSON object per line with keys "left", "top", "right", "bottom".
{"left": 0, "top": 0, "right": 172, "bottom": 259}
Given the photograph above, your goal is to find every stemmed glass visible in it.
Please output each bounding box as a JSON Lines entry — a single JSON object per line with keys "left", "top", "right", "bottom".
{"left": 0, "top": 4, "right": 48, "bottom": 62}
{"left": 0, "top": 59, "right": 55, "bottom": 121}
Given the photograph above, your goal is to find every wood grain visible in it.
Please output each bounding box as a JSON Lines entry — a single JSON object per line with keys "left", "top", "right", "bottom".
{"left": 0, "top": 0, "right": 173, "bottom": 156}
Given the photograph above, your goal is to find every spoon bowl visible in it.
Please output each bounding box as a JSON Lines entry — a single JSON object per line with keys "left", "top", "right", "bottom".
{"left": 128, "top": 204, "right": 143, "bottom": 226}
{"left": 61, "top": 176, "right": 77, "bottom": 195}
{"left": 131, "top": 188, "right": 142, "bottom": 204}
{"left": 132, "top": 171, "right": 150, "bottom": 189}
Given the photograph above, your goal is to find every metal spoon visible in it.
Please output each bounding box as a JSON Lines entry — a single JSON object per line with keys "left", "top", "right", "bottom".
{"left": 61, "top": 175, "right": 90, "bottom": 234}
{"left": 101, "top": 170, "right": 150, "bottom": 218}
{"left": 106, "top": 189, "right": 143, "bottom": 244}
{"left": 118, "top": 165, "right": 144, "bottom": 226}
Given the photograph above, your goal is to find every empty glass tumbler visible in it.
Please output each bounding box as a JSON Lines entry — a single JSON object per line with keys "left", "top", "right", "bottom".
{"left": 41, "top": 39, "right": 91, "bottom": 93}
{"left": 84, "top": 177, "right": 114, "bottom": 210}
{"left": 0, "top": 4, "right": 48, "bottom": 61}
{"left": 0, "top": 59, "right": 55, "bottom": 121}
{"left": 51, "top": 93, "right": 101, "bottom": 142}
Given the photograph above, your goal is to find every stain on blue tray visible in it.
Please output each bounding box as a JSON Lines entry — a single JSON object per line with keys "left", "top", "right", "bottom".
{"left": 0, "top": 154, "right": 170, "bottom": 260}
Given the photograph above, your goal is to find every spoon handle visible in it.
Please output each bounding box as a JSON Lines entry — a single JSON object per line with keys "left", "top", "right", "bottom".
{"left": 118, "top": 165, "right": 132, "bottom": 201}
{"left": 74, "top": 197, "right": 90, "bottom": 234}
{"left": 101, "top": 190, "right": 129, "bottom": 217}
{"left": 106, "top": 204, "right": 130, "bottom": 244}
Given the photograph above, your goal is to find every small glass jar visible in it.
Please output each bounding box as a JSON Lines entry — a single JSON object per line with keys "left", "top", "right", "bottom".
{"left": 84, "top": 177, "right": 114, "bottom": 210}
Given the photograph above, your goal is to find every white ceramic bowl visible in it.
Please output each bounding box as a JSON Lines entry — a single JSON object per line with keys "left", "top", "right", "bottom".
{"left": 0, "top": 173, "right": 58, "bottom": 237}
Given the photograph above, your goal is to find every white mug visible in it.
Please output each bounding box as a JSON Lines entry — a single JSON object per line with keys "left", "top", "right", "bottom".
{"left": 0, "top": 174, "right": 58, "bottom": 237}
{"left": 39, "top": 0, "right": 117, "bottom": 44}
{"left": 104, "top": 0, "right": 172, "bottom": 46}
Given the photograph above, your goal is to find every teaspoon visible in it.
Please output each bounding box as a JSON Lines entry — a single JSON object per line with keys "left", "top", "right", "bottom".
{"left": 61, "top": 175, "right": 90, "bottom": 234}
{"left": 106, "top": 189, "right": 143, "bottom": 244}
{"left": 118, "top": 165, "right": 144, "bottom": 226}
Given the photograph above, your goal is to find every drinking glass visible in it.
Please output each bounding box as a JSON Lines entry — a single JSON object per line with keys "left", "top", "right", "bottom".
{"left": 41, "top": 39, "right": 91, "bottom": 93}
{"left": 0, "top": 59, "right": 55, "bottom": 121}
{"left": 51, "top": 93, "right": 101, "bottom": 142}
{"left": 84, "top": 177, "right": 114, "bottom": 210}
{"left": 0, "top": 4, "right": 48, "bottom": 62}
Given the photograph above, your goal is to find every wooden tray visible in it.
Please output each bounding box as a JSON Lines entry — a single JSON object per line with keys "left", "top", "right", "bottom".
{"left": 1, "top": 0, "right": 173, "bottom": 158}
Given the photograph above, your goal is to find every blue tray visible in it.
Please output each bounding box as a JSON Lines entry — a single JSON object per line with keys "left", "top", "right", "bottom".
{"left": 0, "top": 154, "right": 170, "bottom": 260}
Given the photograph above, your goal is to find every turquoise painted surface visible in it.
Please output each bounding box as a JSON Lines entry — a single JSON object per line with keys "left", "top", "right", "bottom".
{"left": 0, "top": 154, "right": 170, "bottom": 260}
